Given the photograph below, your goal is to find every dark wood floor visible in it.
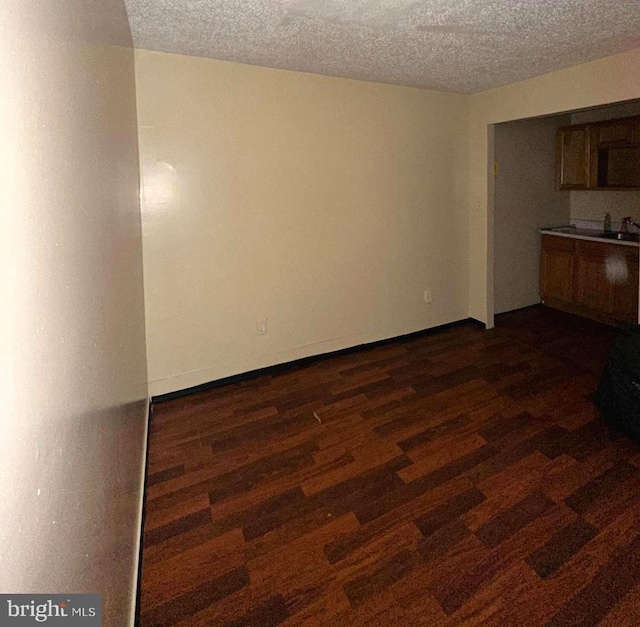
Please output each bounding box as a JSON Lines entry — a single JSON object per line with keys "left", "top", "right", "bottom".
{"left": 139, "top": 306, "right": 640, "bottom": 626}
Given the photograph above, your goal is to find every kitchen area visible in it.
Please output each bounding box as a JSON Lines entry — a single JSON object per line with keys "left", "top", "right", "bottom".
{"left": 493, "top": 100, "right": 640, "bottom": 327}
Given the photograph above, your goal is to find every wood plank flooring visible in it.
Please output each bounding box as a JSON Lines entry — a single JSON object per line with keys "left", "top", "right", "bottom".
{"left": 139, "top": 306, "right": 640, "bottom": 626}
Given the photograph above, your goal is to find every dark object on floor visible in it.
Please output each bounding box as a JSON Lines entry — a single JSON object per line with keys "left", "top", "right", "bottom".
{"left": 596, "top": 324, "right": 640, "bottom": 440}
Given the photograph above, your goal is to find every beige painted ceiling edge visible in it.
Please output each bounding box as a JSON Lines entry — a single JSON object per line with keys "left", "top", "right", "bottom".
{"left": 123, "top": 0, "right": 640, "bottom": 94}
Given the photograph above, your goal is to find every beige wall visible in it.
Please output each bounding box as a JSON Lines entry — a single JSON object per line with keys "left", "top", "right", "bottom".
{"left": 137, "top": 46, "right": 640, "bottom": 392}
{"left": 469, "top": 48, "right": 640, "bottom": 324}
{"left": 135, "top": 50, "right": 469, "bottom": 396}
{"left": 0, "top": 2, "right": 147, "bottom": 625}
{"left": 571, "top": 190, "right": 640, "bottom": 224}
{"left": 494, "top": 115, "right": 571, "bottom": 314}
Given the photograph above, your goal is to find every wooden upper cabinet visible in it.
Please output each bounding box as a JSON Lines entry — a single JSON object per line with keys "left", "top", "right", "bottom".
{"left": 557, "top": 125, "right": 593, "bottom": 190}
{"left": 557, "top": 115, "right": 640, "bottom": 190}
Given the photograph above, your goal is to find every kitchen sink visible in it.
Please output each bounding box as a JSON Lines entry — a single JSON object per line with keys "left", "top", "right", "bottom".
{"left": 597, "top": 232, "right": 640, "bottom": 242}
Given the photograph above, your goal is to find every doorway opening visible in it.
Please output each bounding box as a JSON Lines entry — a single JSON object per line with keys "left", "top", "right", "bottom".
{"left": 488, "top": 98, "right": 640, "bottom": 331}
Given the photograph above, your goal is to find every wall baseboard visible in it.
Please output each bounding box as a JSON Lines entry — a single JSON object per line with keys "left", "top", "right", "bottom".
{"left": 152, "top": 317, "right": 485, "bottom": 404}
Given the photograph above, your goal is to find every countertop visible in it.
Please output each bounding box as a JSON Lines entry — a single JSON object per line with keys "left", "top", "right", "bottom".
{"left": 540, "top": 227, "right": 640, "bottom": 248}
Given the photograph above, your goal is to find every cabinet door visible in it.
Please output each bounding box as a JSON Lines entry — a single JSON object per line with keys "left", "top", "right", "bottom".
{"left": 614, "top": 255, "right": 639, "bottom": 323}
{"left": 574, "top": 241, "right": 616, "bottom": 314}
{"left": 598, "top": 146, "right": 640, "bottom": 188}
{"left": 540, "top": 236, "right": 575, "bottom": 303}
{"left": 557, "top": 125, "right": 592, "bottom": 189}
{"left": 595, "top": 118, "right": 635, "bottom": 146}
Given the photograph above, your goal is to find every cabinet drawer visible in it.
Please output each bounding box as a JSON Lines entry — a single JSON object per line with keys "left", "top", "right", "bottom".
{"left": 541, "top": 234, "right": 575, "bottom": 252}
{"left": 575, "top": 239, "right": 613, "bottom": 258}
{"left": 576, "top": 239, "right": 639, "bottom": 260}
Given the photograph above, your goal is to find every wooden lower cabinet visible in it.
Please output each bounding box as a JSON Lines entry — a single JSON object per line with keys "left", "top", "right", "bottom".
{"left": 540, "top": 234, "right": 639, "bottom": 325}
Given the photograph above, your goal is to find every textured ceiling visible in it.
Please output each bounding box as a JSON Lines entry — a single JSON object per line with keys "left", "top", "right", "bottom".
{"left": 124, "top": 0, "right": 640, "bottom": 93}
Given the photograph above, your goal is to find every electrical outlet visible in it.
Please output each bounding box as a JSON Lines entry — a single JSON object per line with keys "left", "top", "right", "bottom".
{"left": 424, "top": 290, "right": 433, "bottom": 304}
{"left": 257, "top": 319, "right": 267, "bottom": 335}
